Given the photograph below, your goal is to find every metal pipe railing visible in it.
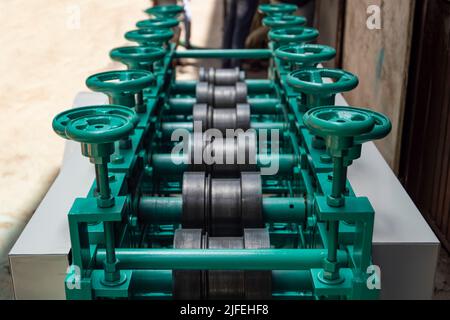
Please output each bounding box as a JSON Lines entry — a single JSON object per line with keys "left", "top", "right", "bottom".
{"left": 95, "top": 248, "right": 348, "bottom": 270}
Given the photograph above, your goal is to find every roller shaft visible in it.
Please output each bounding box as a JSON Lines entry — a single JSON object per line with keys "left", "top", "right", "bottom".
{"left": 138, "top": 196, "right": 306, "bottom": 224}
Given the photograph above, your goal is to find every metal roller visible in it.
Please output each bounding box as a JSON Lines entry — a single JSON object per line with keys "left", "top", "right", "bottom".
{"left": 173, "top": 229, "right": 272, "bottom": 300}
{"left": 189, "top": 131, "right": 257, "bottom": 174}
{"left": 210, "top": 178, "right": 242, "bottom": 236}
{"left": 181, "top": 172, "right": 263, "bottom": 236}
{"left": 181, "top": 172, "right": 208, "bottom": 229}
{"left": 234, "top": 104, "right": 251, "bottom": 130}
{"left": 207, "top": 236, "right": 246, "bottom": 299}
{"left": 199, "top": 67, "right": 246, "bottom": 85}
{"left": 240, "top": 173, "right": 263, "bottom": 229}
{"left": 195, "top": 82, "right": 212, "bottom": 105}
{"left": 196, "top": 82, "right": 248, "bottom": 108}
{"left": 192, "top": 103, "right": 251, "bottom": 133}
{"left": 172, "top": 229, "right": 205, "bottom": 300}
{"left": 242, "top": 229, "right": 272, "bottom": 299}
{"left": 192, "top": 103, "right": 210, "bottom": 132}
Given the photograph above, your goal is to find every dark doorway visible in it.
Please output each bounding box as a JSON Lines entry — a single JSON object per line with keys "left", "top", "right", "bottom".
{"left": 400, "top": 0, "right": 450, "bottom": 251}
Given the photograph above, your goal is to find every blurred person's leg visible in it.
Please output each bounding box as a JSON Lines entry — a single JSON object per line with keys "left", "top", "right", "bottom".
{"left": 246, "top": 0, "right": 270, "bottom": 49}
{"left": 270, "top": 0, "right": 315, "bottom": 26}
{"left": 183, "top": 0, "right": 192, "bottom": 48}
{"left": 229, "top": 0, "right": 259, "bottom": 67}
{"left": 296, "top": 0, "right": 315, "bottom": 27}
{"left": 246, "top": 0, "right": 316, "bottom": 50}
{"left": 154, "top": 0, "right": 178, "bottom": 5}
{"left": 222, "top": 0, "right": 237, "bottom": 67}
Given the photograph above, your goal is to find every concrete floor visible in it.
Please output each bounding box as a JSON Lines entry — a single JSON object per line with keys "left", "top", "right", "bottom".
{"left": 0, "top": 0, "right": 448, "bottom": 300}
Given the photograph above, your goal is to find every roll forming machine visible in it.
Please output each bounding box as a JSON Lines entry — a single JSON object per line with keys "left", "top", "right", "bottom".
{"left": 53, "top": 3, "right": 392, "bottom": 300}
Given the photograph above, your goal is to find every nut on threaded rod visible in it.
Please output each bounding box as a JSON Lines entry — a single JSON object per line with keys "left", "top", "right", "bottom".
{"left": 53, "top": 105, "right": 136, "bottom": 285}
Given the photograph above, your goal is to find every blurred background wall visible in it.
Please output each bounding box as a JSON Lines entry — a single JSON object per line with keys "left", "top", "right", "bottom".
{"left": 315, "top": 0, "right": 415, "bottom": 172}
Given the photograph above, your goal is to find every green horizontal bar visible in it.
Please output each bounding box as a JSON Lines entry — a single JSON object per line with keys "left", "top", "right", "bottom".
{"left": 246, "top": 79, "right": 276, "bottom": 93}
{"left": 272, "top": 270, "right": 313, "bottom": 292}
{"left": 160, "top": 122, "right": 193, "bottom": 136}
{"left": 171, "top": 80, "right": 275, "bottom": 94}
{"left": 263, "top": 197, "right": 306, "bottom": 224}
{"left": 250, "top": 121, "right": 286, "bottom": 131}
{"left": 131, "top": 270, "right": 173, "bottom": 292}
{"left": 96, "top": 249, "right": 347, "bottom": 270}
{"left": 174, "top": 49, "right": 272, "bottom": 59}
{"left": 151, "top": 154, "right": 188, "bottom": 174}
{"left": 160, "top": 121, "right": 286, "bottom": 138}
{"left": 129, "top": 270, "right": 312, "bottom": 294}
{"left": 168, "top": 97, "right": 280, "bottom": 115}
{"left": 150, "top": 153, "right": 296, "bottom": 175}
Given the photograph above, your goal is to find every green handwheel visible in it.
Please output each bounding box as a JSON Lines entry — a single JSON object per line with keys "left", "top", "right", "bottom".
{"left": 275, "top": 44, "right": 336, "bottom": 69}
{"left": 287, "top": 68, "right": 358, "bottom": 96}
{"left": 258, "top": 3, "right": 298, "bottom": 16}
{"left": 136, "top": 17, "right": 179, "bottom": 29}
{"left": 346, "top": 109, "right": 392, "bottom": 165}
{"left": 125, "top": 28, "right": 174, "bottom": 47}
{"left": 65, "top": 114, "right": 135, "bottom": 145}
{"left": 86, "top": 70, "right": 154, "bottom": 110}
{"left": 145, "top": 5, "right": 184, "bottom": 18}
{"left": 53, "top": 105, "right": 138, "bottom": 139}
{"left": 303, "top": 106, "right": 375, "bottom": 282}
{"left": 263, "top": 15, "right": 307, "bottom": 29}
{"left": 355, "top": 110, "right": 392, "bottom": 144}
{"left": 303, "top": 106, "right": 375, "bottom": 139}
{"left": 110, "top": 46, "right": 166, "bottom": 71}
{"left": 53, "top": 107, "right": 135, "bottom": 285}
{"left": 303, "top": 106, "right": 375, "bottom": 205}
{"left": 288, "top": 67, "right": 358, "bottom": 149}
{"left": 52, "top": 105, "right": 136, "bottom": 204}
{"left": 269, "top": 27, "right": 319, "bottom": 48}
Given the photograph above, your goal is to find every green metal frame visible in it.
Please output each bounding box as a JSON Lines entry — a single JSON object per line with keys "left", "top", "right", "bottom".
{"left": 56, "top": 6, "right": 391, "bottom": 301}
